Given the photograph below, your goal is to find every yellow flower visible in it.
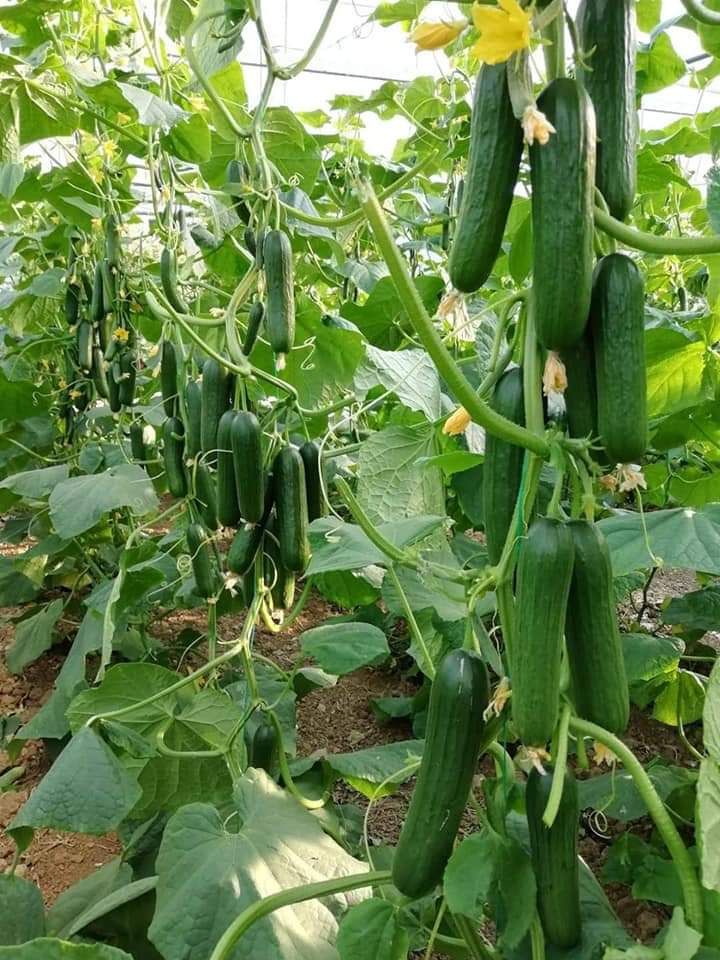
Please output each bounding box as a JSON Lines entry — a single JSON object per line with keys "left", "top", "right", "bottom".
{"left": 599, "top": 473, "right": 618, "bottom": 492}
{"left": 484, "top": 676, "right": 511, "bottom": 720}
{"left": 91, "top": 217, "right": 103, "bottom": 232}
{"left": 113, "top": 327, "right": 130, "bottom": 343}
{"left": 594, "top": 741, "right": 617, "bottom": 767}
{"left": 410, "top": 19, "right": 467, "bottom": 51}
{"left": 101, "top": 139, "right": 118, "bottom": 161}
{"left": 516, "top": 745, "right": 551, "bottom": 775}
{"left": 522, "top": 105, "right": 556, "bottom": 146}
{"left": 188, "top": 94, "right": 206, "bottom": 112}
{"left": 471, "top": 0, "right": 532, "bottom": 64}
{"left": 542, "top": 351, "right": 567, "bottom": 396}
{"left": 89, "top": 167, "right": 104, "bottom": 185}
{"left": 116, "top": 112, "right": 132, "bottom": 126}
{"left": 443, "top": 406, "right": 472, "bottom": 435}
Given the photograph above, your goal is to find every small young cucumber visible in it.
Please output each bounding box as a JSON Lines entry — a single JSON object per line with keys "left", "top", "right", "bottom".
{"left": 91, "top": 347, "right": 109, "bottom": 399}
{"left": 117, "top": 350, "right": 137, "bottom": 406}
{"left": 227, "top": 522, "right": 265, "bottom": 576}
{"left": 216, "top": 410, "right": 240, "bottom": 528}
{"left": 194, "top": 462, "right": 219, "bottom": 532}
{"left": 560, "top": 330, "right": 597, "bottom": 442}
{"left": 298, "top": 441, "right": 323, "bottom": 522}
{"left": 201, "top": 358, "right": 231, "bottom": 461}
{"left": 184, "top": 379, "right": 202, "bottom": 460}
{"left": 243, "top": 301, "right": 264, "bottom": 356}
{"left": 160, "top": 340, "right": 179, "bottom": 418}
{"left": 263, "top": 230, "right": 295, "bottom": 368}
{"left": 273, "top": 446, "right": 310, "bottom": 573}
{"left": 76, "top": 321, "right": 93, "bottom": 373}
{"left": 163, "top": 416, "right": 188, "bottom": 498}
{"left": 186, "top": 522, "right": 217, "bottom": 599}
{"left": 129, "top": 421, "right": 147, "bottom": 463}
{"left": 231, "top": 411, "right": 264, "bottom": 523}
{"left": 160, "top": 247, "right": 190, "bottom": 314}
{"left": 65, "top": 282, "right": 81, "bottom": 326}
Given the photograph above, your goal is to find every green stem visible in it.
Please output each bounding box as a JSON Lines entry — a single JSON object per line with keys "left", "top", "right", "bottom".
{"left": 522, "top": 299, "right": 544, "bottom": 436}
{"left": 541, "top": 5, "right": 566, "bottom": 81}
{"left": 359, "top": 181, "right": 549, "bottom": 457}
{"left": 185, "top": 12, "right": 251, "bottom": 140}
{"left": 275, "top": 0, "right": 341, "bottom": 78}
{"left": 265, "top": 708, "right": 329, "bottom": 809}
{"left": 680, "top": 0, "right": 720, "bottom": 24}
{"left": 529, "top": 914, "right": 546, "bottom": 960}
{"left": 209, "top": 871, "right": 393, "bottom": 960}
{"left": 224, "top": 268, "right": 258, "bottom": 366}
{"left": 279, "top": 578, "right": 312, "bottom": 629}
{"left": 387, "top": 564, "right": 436, "bottom": 680}
{"left": 333, "top": 477, "right": 408, "bottom": 564}
{"left": 452, "top": 914, "right": 497, "bottom": 960}
{"left": 543, "top": 703, "right": 571, "bottom": 827}
{"left": 569, "top": 716, "right": 703, "bottom": 933}
{"left": 594, "top": 205, "right": 720, "bottom": 256}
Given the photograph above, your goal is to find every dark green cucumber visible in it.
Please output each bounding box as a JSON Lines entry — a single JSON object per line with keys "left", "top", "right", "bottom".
{"left": 201, "top": 358, "right": 231, "bottom": 459}
{"left": 560, "top": 331, "right": 597, "bottom": 440}
{"left": 512, "top": 518, "right": 574, "bottom": 746}
{"left": 231, "top": 411, "right": 264, "bottom": 523}
{"left": 254, "top": 227, "right": 266, "bottom": 270}
{"left": 227, "top": 522, "right": 264, "bottom": 576}
{"left": 160, "top": 247, "right": 189, "bottom": 314}
{"left": 449, "top": 64, "right": 523, "bottom": 293}
{"left": 263, "top": 230, "right": 295, "bottom": 366}
{"left": 91, "top": 347, "right": 109, "bottom": 399}
{"left": 577, "top": 0, "right": 636, "bottom": 221}
{"left": 186, "top": 522, "right": 217, "bottom": 599}
{"left": 482, "top": 368, "right": 525, "bottom": 565}
{"left": 530, "top": 79, "right": 596, "bottom": 350}
{"left": 249, "top": 718, "right": 276, "bottom": 772}
{"left": 264, "top": 528, "right": 296, "bottom": 612}
{"left": 90, "top": 260, "right": 105, "bottom": 326}
{"left": 226, "top": 159, "right": 251, "bottom": 224}
{"left": 526, "top": 766, "right": 581, "bottom": 949}
{"left": 129, "top": 421, "right": 147, "bottom": 463}
{"left": 243, "top": 226, "right": 257, "bottom": 256}
{"left": 217, "top": 410, "right": 240, "bottom": 527}
{"left": 566, "top": 521, "right": 629, "bottom": 733}
{"left": 163, "top": 416, "right": 188, "bottom": 498}
{"left": 104, "top": 213, "right": 121, "bottom": 268}
{"left": 160, "top": 339, "right": 179, "bottom": 417}
{"left": 65, "top": 282, "right": 81, "bottom": 326}
{"left": 243, "top": 301, "right": 264, "bottom": 356}
{"left": 100, "top": 259, "right": 115, "bottom": 316}
{"left": 118, "top": 350, "right": 137, "bottom": 406}
{"left": 76, "top": 321, "right": 93, "bottom": 373}
{"left": 273, "top": 446, "right": 310, "bottom": 573}
{"left": 107, "top": 361, "right": 122, "bottom": 413}
{"left": 194, "top": 462, "right": 219, "bottom": 532}
{"left": 299, "top": 441, "right": 323, "bottom": 522}
{"left": 393, "top": 649, "right": 490, "bottom": 898}
{"left": 184, "top": 379, "right": 202, "bottom": 460}
{"left": 590, "top": 253, "right": 647, "bottom": 464}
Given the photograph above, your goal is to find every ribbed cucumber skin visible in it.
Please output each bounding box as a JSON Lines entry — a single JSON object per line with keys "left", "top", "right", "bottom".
{"left": 186, "top": 522, "right": 216, "bottom": 599}
{"left": 118, "top": 351, "right": 136, "bottom": 406}
{"left": 243, "top": 301, "right": 264, "bottom": 356}
{"left": 530, "top": 79, "right": 596, "bottom": 350}
{"left": 577, "top": 0, "right": 636, "bottom": 221}
{"left": 65, "top": 282, "right": 81, "bottom": 326}
{"left": 264, "top": 527, "right": 296, "bottom": 612}
{"left": 449, "top": 64, "right": 523, "bottom": 293}
{"left": 160, "top": 247, "right": 189, "bottom": 314}
{"left": 201, "top": 359, "right": 230, "bottom": 459}
{"left": 526, "top": 766, "right": 582, "bottom": 949}
{"left": 160, "top": 340, "right": 178, "bottom": 417}
{"left": 560, "top": 331, "right": 597, "bottom": 441}
{"left": 273, "top": 446, "right": 310, "bottom": 573}
{"left": 184, "top": 379, "right": 202, "bottom": 460}
{"left": 227, "top": 523, "right": 264, "bottom": 576}
{"left": 566, "top": 521, "right": 629, "bottom": 733}
{"left": 91, "top": 347, "right": 109, "bottom": 399}
{"left": 263, "top": 230, "right": 295, "bottom": 359}
{"left": 482, "top": 368, "right": 525, "bottom": 565}
{"left": 231, "top": 411, "right": 264, "bottom": 523}
{"left": 393, "top": 649, "right": 489, "bottom": 898}
{"left": 194, "top": 463, "right": 218, "bottom": 532}
{"left": 590, "top": 254, "right": 647, "bottom": 464}
{"left": 163, "top": 417, "right": 187, "bottom": 498}
{"left": 107, "top": 361, "right": 122, "bottom": 413}
{"left": 129, "top": 421, "right": 146, "bottom": 463}
{"left": 299, "top": 441, "right": 323, "bottom": 522}
{"left": 216, "top": 410, "right": 240, "bottom": 528}
{"left": 249, "top": 719, "right": 277, "bottom": 772}
{"left": 90, "top": 260, "right": 105, "bottom": 326}
{"left": 512, "top": 518, "right": 574, "bottom": 746}
{"left": 76, "top": 322, "right": 93, "bottom": 373}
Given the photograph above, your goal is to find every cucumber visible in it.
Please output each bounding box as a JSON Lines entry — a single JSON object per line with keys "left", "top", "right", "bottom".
{"left": 243, "top": 301, "right": 264, "bottom": 356}
{"left": 104, "top": 213, "right": 121, "bottom": 268}
{"left": 231, "top": 411, "right": 264, "bottom": 523}
{"left": 577, "top": 0, "right": 636, "bottom": 221}
{"left": 566, "top": 521, "right": 629, "bottom": 733}
{"left": 90, "top": 260, "right": 105, "bottom": 326}
{"left": 590, "top": 253, "right": 647, "bottom": 464}
{"left": 393, "top": 649, "right": 490, "bottom": 898}
{"left": 163, "top": 416, "right": 188, "bottom": 498}
{"left": 560, "top": 331, "right": 597, "bottom": 441}
{"left": 65, "top": 282, "right": 81, "bottom": 326}
{"left": 100, "top": 259, "right": 115, "bottom": 316}
{"left": 160, "top": 247, "right": 190, "bottom": 314}
{"left": 76, "top": 321, "right": 93, "bottom": 373}
{"left": 160, "top": 339, "right": 179, "bottom": 417}
{"left": 129, "top": 421, "right": 147, "bottom": 463}
{"left": 217, "top": 410, "right": 240, "bottom": 528}
{"left": 186, "top": 522, "right": 217, "bottom": 599}
{"left": 526, "top": 765, "right": 581, "bottom": 949}
{"left": 184, "top": 379, "right": 202, "bottom": 460}
{"left": 107, "top": 361, "right": 122, "bottom": 413}
{"left": 299, "top": 441, "right": 323, "bottom": 521}
{"left": 273, "top": 446, "right": 310, "bottom": 573}
{"left": 512, "top": 518, "right": 574, "bottom": 746}
{"left": 263, "top": 230, "right": 295, "bottom": 366}
{"left": 118, "top": 350, "right": 137, "bottom": 406}
{"left": 201, "top": 358, "right": 231, "bottom": 460}
{"left": 248, "top": 718, "right": 277, "bottom": 773}
{"left": 254, "top": 227, "right": 266, "bottom": 270}
{"left": 226, "top": 159, "right": 251, "bottom": 224}
{"left": 194, "top": 462, "right": 219, "bottom": 532}
{"left": 530, "top": 79, "right": 596, "bottom": 350}
{"left": 91, "top": 347, "right": 109, "bottom": 399}
{"left": 482, "top": 368, "right": 525, "bottom": 565}
{"left": 227, "top": 522, "right": 264, "bottom": 576}
{"left": 448, "top": 64, "right": 523, "bottom": 293}
{"left": 264, "top": 527, "right": 296, "bottom": 613}
{"left": 243, "top": 226, "right": 257, "bottom": 256}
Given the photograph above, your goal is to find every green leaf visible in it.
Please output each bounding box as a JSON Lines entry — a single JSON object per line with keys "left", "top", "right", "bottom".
{"left": 705, "top": 660, "right": 720, "bottom": 762}
{"left": 354, "top": 346, "right": 441, "bottom": 420}
{"left": 207, "top": 61, "right": 249, "bottom": 138}
{"left": 496, "top": 838, "right": 536, "bottom": 949}
{"left": 161, "top": 113, "right": 212, "bottom": 163}
{"left": 0, "top": 464, "right": 69, "bottom": 499}
{"left": 307, "top": 515, "right": 445, "bottom": 574}
{"left": 646, "top": 329, "right": 710, "bottom": 418}
{"left": 371, "top": 0, "right": 427, "bottom": 24}
{"left": 336, "top": 899, "right": 409, "bottom": 960}
{"left": 444, "top": 830, "right": 501, "bottom": 919}
{"left": 0, "top": 874, "right": 45, "bottom": 945}
{"left": 0, "top": 942, "right": 132, "bottom": 959}
{"left": 697, "top": 758, "right": 720, "bottom": 894}
{"left": 663, "top": 585, "right": 720, "bottom": 632}
{"left": 46, "top": 859, "right": 133, "bottom": 939}
{"left": 313, "top": 571, "right": 380, "bottom": 608}
{"left": 116, "top": 82, "right": 186, "bottom": 128}
{"left": 577, "top": 760, "right": 696, "bottom": 822}
{"left": 662, "top": 907, "right": 704, "bottom": 960}
{"left": 652, "top": 669, "right": 706, "bottom": 725}
{"left": 0, "top": 161, "right": 24, "bottom": 200}
{"left": 637, "top": 33, "right": 686, "bottom": 96}
{"left": 637, "top": 0, "right": 662, "bottom": 31}
{"left": 9, "top": 727, "right": 141, "bottom": 837}
{"left": 148, "top": 769, "right": 370, "bottom": 960}
{"left": 49, "top": 465, "right": 158, "bottom": 539}
{"left": 622, "top": 633, "right": 684, "bottom": 689}
{"left": 300, "top": 622, "right": 389, "bottom": 675}
{"left": 509, "top": 212, "right": 533, "bottom": 283}
{"left": 420, "top": 451, "right": 484, "bottom": 477}
{"left": 325, "top": 740, "right": 423, "bottom": 798}
{"left": 264, "top": 107, "right": 321, "bottom": 190}
{"left": 6, "top": 598, "right": 63, "bottom": 674}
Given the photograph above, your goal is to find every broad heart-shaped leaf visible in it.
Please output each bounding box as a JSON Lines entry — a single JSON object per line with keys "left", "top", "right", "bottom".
{"left": 324, "top": 740, "right": 423, "bottom": 799}
{"left": 336, "top": 899, "right": 409, "bottom": 960}
{"left": 148, "top": 769, "right": 370, "bottom": 960}
{"left": 300, "top": 622, "right": 389, "bottom": 675}
{"left": 622, "top": 633, "right": 683, "bottom": 690}
{"left": 307, "top": 515, "right": 446, "bottom": 574}
{"left": 697, "top": 758, "right": 720, "bottom": 894}
{"left": 577, "top": 759, "right": 696, "bottom": 822}
{"left": 0, "top": 941, "right": 133, "bottom": 959}
{"left": 49, "top": 465, "right": 158, "bottom": 539}
{"left": 6, "top": 598, "right": 63, "bottom": 674}
{"left": 705, "top": 660, "right": 720, "bottom": 762}
{"left": 599, "top": 506, "right": 720, "bottom": 577}
{"left": 116, "top": 82, "right": 186, "bottom": 128}
{"left": 264, "top": 106, "right": 321, "bottom": 190}
{"left": 646, "top": 329, "right": 710, "bottom": 418}
{"left": 653, "top": 669, "right": 706, "bottom": 726}
{"left": 0, "top": 873, "right": 45, "bottom": 945}
{"left": 9, "top": 727, "right": 141, "bottom": 839}
{"left": 47, "top": 858, "right": 133, "bottom": 938}
{"left": 0, "top": 463, "right": 68, "bottom": 499}
{"left": 663, "top": 585, "right": 720, "bottom": 633}
{"left": 444, "top": 830, "right": 502, "bottom": 919}
{"left": 354, "top": 345, "right": 441, "bottom": 421}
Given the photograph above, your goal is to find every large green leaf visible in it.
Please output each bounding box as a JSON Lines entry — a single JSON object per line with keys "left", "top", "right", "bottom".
{"left": 697, "top": 758, "right": 720, "bottom": 894}
{"left": 300, "top": 622, "right": 389, "bottom": 675}
{"left": 0, "top": 463, "right": 69, "bottom": 499}
{"left": 599, "top": 506, "right": 720, "bottom": 576}
{"left": 6, "top": 598, "right": 63, "bottom": 674}
{"left": 307, "top": 515, "right": 445, "bottom": 574}
{"left": 646, "top": 328, "right": 710, "bottom": 418}
{"left": 0, "top": 942, "right": 132, "bottom": 959}
{"left": 336, "top": 899, "right": 409, "bottom": 960}
{"left": 354, "top": 345, "right": 441, "bottom": 420}
{"left": 49, "top": 465, "right": 158, "bottom": 539}
{"left": 0, "top": 874, "right": 45, "bottom": 945}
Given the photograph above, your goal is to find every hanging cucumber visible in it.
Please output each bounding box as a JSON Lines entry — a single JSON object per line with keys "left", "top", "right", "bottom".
{"left": 526, "top": 765, "right": 582, "bottom": 949}
{"left": 194, "top": 462, "right": 219, "bottom": 532}
{"left": 264, "top": 523, "right": 296, "bottom": 612}
{"left": 577, "top": 0, "right": 637, "bottom": 221}
{"left": 160, "top": 247, "right": 190, "bottom": 314}
{"left": 90, "top": 260, "right": 105, "bottom": 327}
{"left": 160, "top": 339, "right": 179, "bottom": 417}
{"left": 273, "top": 446, "right": 310, "bottom": 573}
{"left": 129, "top": 421, "right": 147, "bottom": 463}
{"left": 512, "top": 518, "right": 574, "bottom": 747}
{"left": 243, "top": 301, "right": 264, "bottom": 356}
{"left": 163, "top": 416, "right": 188, "bottom": 498}
{"left": 482, "top": 368, "right": 525, "bottom": 565}
{"left": 244, "top": 226, "right": 257, "bottom": 256}
{"left": 298, "top": 441, "right": 323, "bottom": 522}
{"left": 231, "top": 411, "right": 264, "bottom": 523}
{"left": 530, "top": 79, "right": 596, "bottom": 350}
{"left": 76, "top": 321, "right": 93, "bottom": 373}
{"left": 91, "top": 347, "right": 109, "bottom": 399}
{"left": 560, "top": 330, "right": 597, "bottom": 441}
{"left": 217, "top": 410, "right": 240, "bottom": 528}
{"left": 566, "top": 521, "right": 629, "bottom": 733}
{"left": 201, "top": 358, "right": 231, "bottom": 460}
{"left": 248, "top": 718, "right": 277, "bottom": 773}
{"left": 226, "top": 159, "right": 251, "bottom": 224}
{"left": 118, "top": 350, "right": 137, "bottom": 406}
{"left": 590, "top": 253, "right": 647, "bottom": 464}
{"left": 393, "top": 649, "right": 490, "bottom": 898}
{"left": 186, "top": 522, "right": 218, "bottom": 599}
{"left": 184, "top": 379, "right": 202, "bottom": 460}
{"left": 107, "top": 361, "right": 122, "bottom": 414}
{"left": 65, "top": 281, "right": 81, "bottom": 327}
{"left": 104, "top": 213, "right": 121, "bottom": 268}
{"left": 448, "top": 64, "right": 523, "bottom": 293}
{"left": 227, "top": 522, "right": 264, "bottom": 576}
{"left": 263, "top": 230, "right": 295, "bottom": 369}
